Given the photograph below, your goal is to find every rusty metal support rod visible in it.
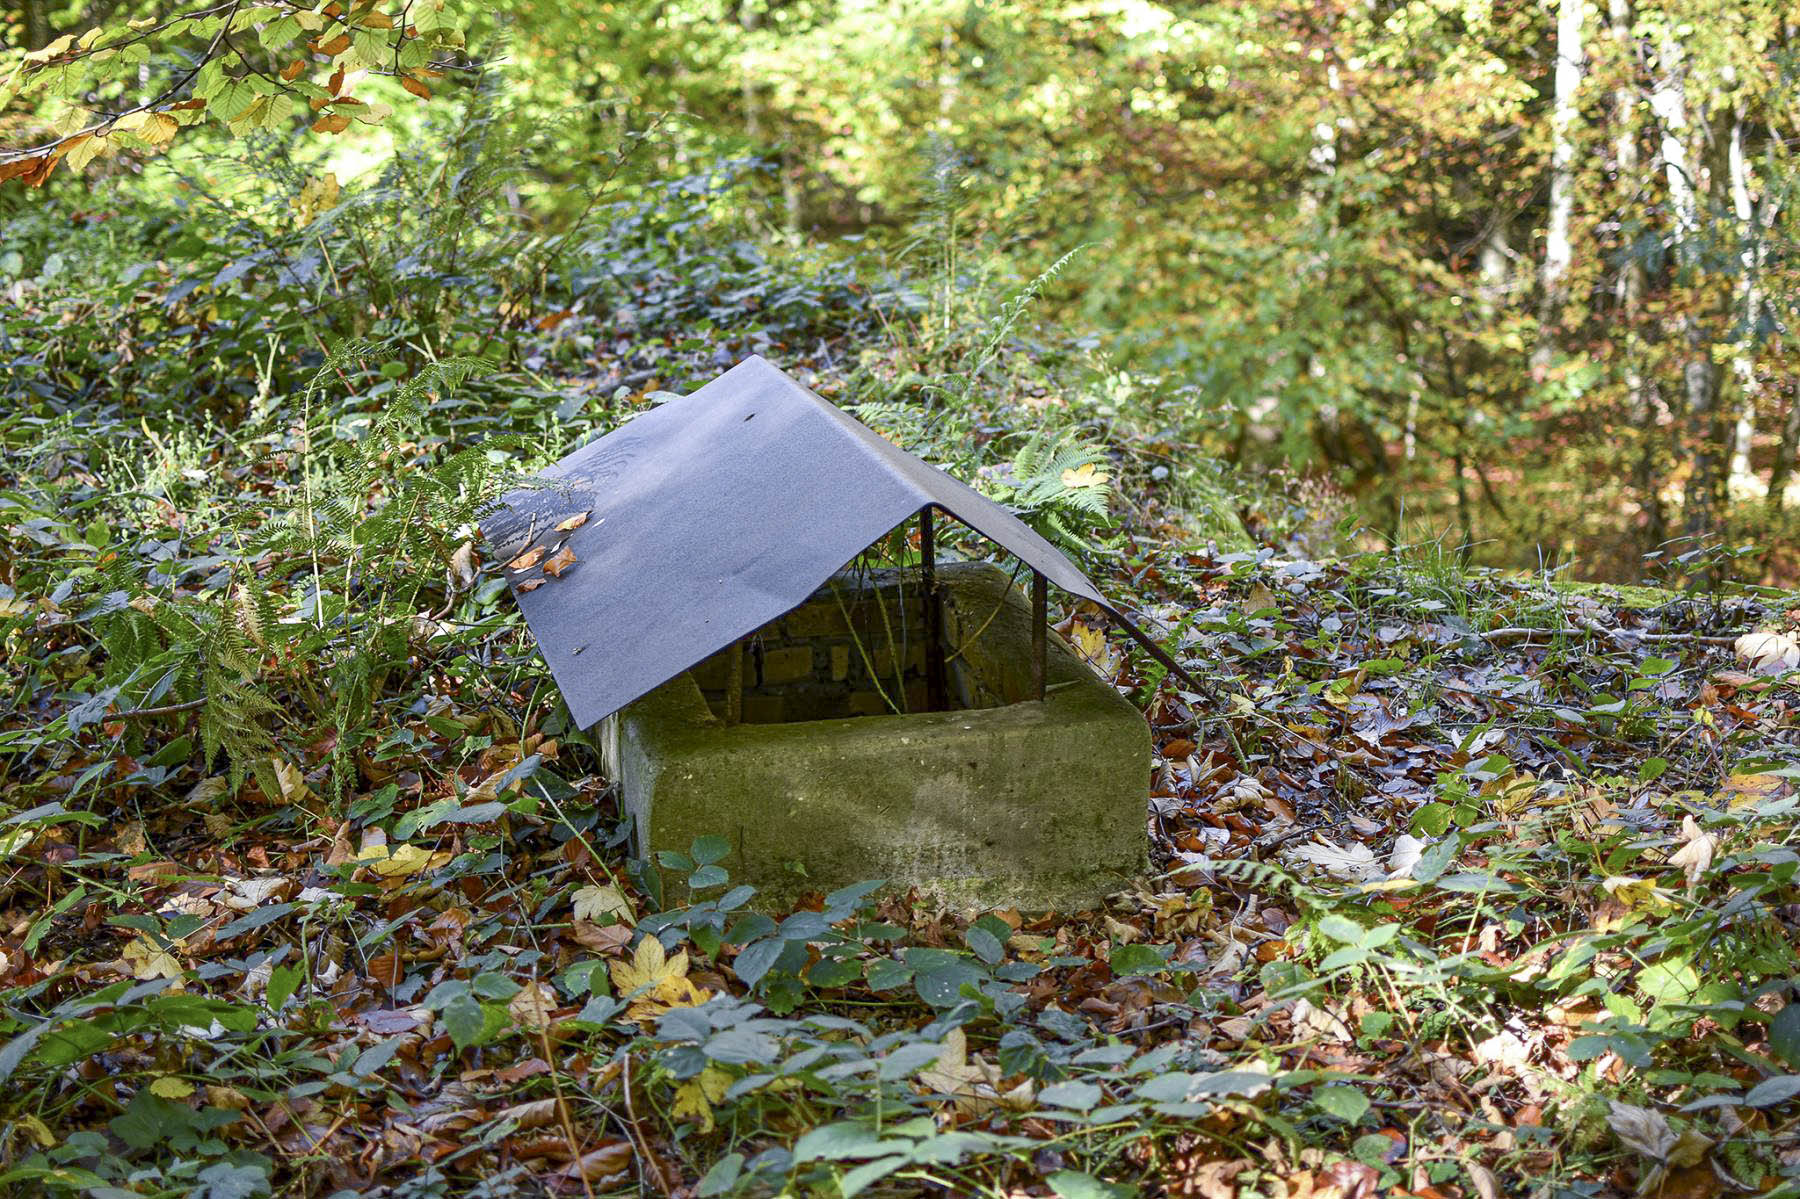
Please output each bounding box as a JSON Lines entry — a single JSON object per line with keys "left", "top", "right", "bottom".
{"left": 1032, "top": 569, "right": 1047, "bottom": 701}
{"left": 920, "top": 506, "right": 948, "bottom": 711}
{"left": 724, "top": 636, "right": 743, "bottom": 725}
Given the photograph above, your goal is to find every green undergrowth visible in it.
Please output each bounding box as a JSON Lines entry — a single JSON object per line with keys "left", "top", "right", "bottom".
{"left": 4, "top": 92, "right": 1800, "bottom": 1199}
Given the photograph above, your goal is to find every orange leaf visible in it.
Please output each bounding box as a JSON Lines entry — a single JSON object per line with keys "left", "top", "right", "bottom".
{"left": 310, "top": 114, "right": 352, "bottom": 134}
{"left": 0, "top": 155, "right": 44, "bottom": 184}
{"left": 401, "top": 75, "right": 432, "bottom": 100}
{"left": 543, "top": 546, "right": 578, "bottom": 578}
{"left": 318, "top": 32, "right": 351, "bottom": 54}
{"left": 280, "top": 59, "right": 306, "bottom": 82}
{"left": 360, "top": 10, "right": 395, "bottom": 28}
{"left": 507, "top": 546, "right": 545, "bottom": 572}
{"left": 18, "top": 151, "right": 62, "bottom": 187}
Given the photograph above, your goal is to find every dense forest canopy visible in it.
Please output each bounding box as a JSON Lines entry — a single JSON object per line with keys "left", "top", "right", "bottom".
{"left": 4, "top": 0, "right": 1798, "bottom": 582}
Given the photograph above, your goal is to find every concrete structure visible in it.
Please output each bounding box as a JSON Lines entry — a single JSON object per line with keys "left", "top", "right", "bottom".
{"left": 599, "top": 562, "right": 1150, "bottom": 912}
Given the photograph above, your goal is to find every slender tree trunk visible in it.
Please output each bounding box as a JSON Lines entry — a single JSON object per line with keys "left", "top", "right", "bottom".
{"left": 21, "top": 0, "right": 50, "bottom": 49}
{"left": 1724, "top": 102, "right": 1766, "bottom": 498}
{"left": 1610, "top": 0, "right": 1663, "bottom": 551}
{"left": 1768, "top": 388, "right": 1800, "bottom": 512}
{"left": 1535, "top": 0, "right": 1585, "bottom": 372}
{"left": 1649, "top": 29, "right": 1724, "bottom": 542}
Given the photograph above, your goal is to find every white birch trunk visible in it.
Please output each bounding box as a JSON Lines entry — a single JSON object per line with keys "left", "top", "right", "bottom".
{"left": 1725, "top": 105, "right": 1765, "bottom": 499}
{"left": 1535, "top": 0, "right": 1585, "bottom": 371}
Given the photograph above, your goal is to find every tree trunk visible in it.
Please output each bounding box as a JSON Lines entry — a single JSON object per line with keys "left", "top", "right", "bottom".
{"left": 1649, "top": 29, "right": 1724, "bottom": 542}
{"left": 1534, "top": 0, "right": 1585, "bottom": 372}
{"left": 21, "top": 0, "right": 51, "bottom": 49}
{"left": 1724, "top": 102, "right": 1766, "bottom": 500}
{"left": 1767, "top": 390, "right": 1800, "bottom": 513}
{"left": 1610, "top": 0, "right": 1664, "bottom": 551}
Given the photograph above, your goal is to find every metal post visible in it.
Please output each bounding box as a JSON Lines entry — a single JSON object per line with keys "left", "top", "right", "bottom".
{"left": 920, "top": 507, "right": 947, "bottom": 711}
{"left": 724, "top": 637, "right": 743, "bottom": 725}
{"left": 1032, "top": 569, "right": 1047, "bottom": 701}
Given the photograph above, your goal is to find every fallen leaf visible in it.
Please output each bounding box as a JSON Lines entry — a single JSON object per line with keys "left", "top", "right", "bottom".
{"left": 555, "top": 1140, "right": 632, "bottom": 1184}
{"left": 272, "top": 759, "right": 313, "bottom": 803}
{"left": 543, "top": 545, "right": 578, "bottom": 578}
{"left": 572, "top": 884, "right": 634, "bottom": 926}
{"left": 1608, "top": 1101, "right": 1676, "bottom": 1160}
{"left": 1284, "top": 839, "right": 1382, "bottom": 882}
{"left": 1734, "top": 630, "right": 1800, "bottom": 676}
{"left": 672, "top": 1065, "right": 731, "bottom": 1132}
{"left": 355, "top": 842, "right": 451, "bottom": 878}
{"left": 507, "top": 546, "right": 545, "bottom": 572}
{"left": 1060, "top": 462, "right": 1109, "bottom": 488}
{"left": 508, "top": 980, "right": 559, "bottom": 1032}
{"left": 149, "top": 1075, "right": 194, "bottom": 1099}
{"left": 609, "top": 935, "right": 709, "bottom": 1023}
{"left": 516, "top": 577, "right": 544, "bottom": 593}
{"left": 124, "top": 934, "right": 182, "bottom": 981}
{"left": 1667, "top": 816, "right": 1716, "bottom": 889}
{"left": 572, "top": 921, "right": 633, "bottom": 954}
{"left": 554, "top": 510, "right": 591, "bottom": 533}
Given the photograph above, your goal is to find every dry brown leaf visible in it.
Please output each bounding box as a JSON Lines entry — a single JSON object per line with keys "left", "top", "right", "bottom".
{"left": 554, "top": 510, "right": 591, "bottom": 533}
{"left": 508, "top": 980, "right": 558, "bottom": 1032}
{"left": 447, "top": 541, "right": 477, "bottom": 590}
{"left": 1667, "top": 816, "right": 1716, "bottom": 889}
{"left": 543, "top": 545, "right": 578, "bottom": 578}
{"left": 507, "top": 546, "right": 545, "bottom": 572}
{"left": 572, "top": 921, "right": 633, "bottom": 954}
{"left": 516, "top": 577, "right": 544, "bottom": 593}
{"left": 556, "top": 1140, "right": 632, "bottom": 1184}
{"left": 493, "top": 1096, "right": 560, "bottom": 1130}
{"left": 1735, "top": 630, "right": 1800, "bottom": 676}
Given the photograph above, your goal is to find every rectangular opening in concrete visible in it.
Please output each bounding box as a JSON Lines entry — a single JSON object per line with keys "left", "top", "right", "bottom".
{"left": 685, "top": 567, "right": 1033, "bottom": 725}
{"left": 599, "top": 560, "right": 1151, "bottom": 911}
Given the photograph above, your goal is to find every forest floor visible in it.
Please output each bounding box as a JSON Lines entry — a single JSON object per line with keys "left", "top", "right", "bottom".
{"left": 3, "top": 216, "right": 1800, "bottom": 1196}
{"left": 5, "top": 386, "right": 1800, "bottom": 1199}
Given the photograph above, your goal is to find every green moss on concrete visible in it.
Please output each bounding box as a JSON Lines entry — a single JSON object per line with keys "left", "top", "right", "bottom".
{"left": 1549, "top": 579, "right": 1683, "bottom": 610}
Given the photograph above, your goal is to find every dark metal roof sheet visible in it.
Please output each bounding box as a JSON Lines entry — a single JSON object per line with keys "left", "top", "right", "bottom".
{"left": 483, "top": 355, "right": 1183, "bottom": 729}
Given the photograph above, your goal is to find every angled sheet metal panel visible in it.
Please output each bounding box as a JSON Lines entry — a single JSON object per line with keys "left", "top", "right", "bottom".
{"left": 483, "top": 356, "right": 1133, "bottom": 729}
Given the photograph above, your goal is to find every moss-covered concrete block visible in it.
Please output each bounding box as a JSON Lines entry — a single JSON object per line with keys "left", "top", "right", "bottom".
{"left": 598, "top": 562, "right": 1150, "bottom": 912}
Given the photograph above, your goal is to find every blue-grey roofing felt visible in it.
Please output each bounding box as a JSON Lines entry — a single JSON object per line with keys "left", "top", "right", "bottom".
{"left": 483, "top": 356, "right": 1174, "bottom": 729}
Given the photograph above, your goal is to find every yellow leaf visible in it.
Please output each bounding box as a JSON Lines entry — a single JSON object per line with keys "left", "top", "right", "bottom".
{"left": 355, "top": 842, "right": 450, "bottom": 878}
{"left": 1601, "top": 875, "right": 1672, "bottom": 913}
{"left": 14, "top": 1114, "right": 53, "bottom": 1148}
{"left": 1719, "top": 772, "right": 1791, "bottom": 810}
{"left": 123, "top": 934, "right": 182, "bottom": 980}
{"left": 672, "top": 1066, "right": 731, "bottom": 1132}
{"left": 272, "top": 759, "right": 312, "bottom": 803}
{"left": 572, "top": 884, "right": 634, "bottom": 926}
{"left": 507, "top": 546, "right": 545, "bottom": 573}
{"left": 24, "top": 34, "right": 75, "bottom": 63}
{"left": 1060, "top": 462, "right": 1109, "bottom": 488}
{"left": 61, "top": 133, "right": 110, "bottom": 174}
{"left": 149, "top": 1075, "right": 195, "bottom": 1099}
{"left": 609, "top": 935, "right": 709, "bottom": 1023}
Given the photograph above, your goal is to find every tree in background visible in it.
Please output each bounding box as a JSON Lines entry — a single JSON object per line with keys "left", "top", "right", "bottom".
{"left": 5, "top": 0, "right": 1794, "bottom": 579}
